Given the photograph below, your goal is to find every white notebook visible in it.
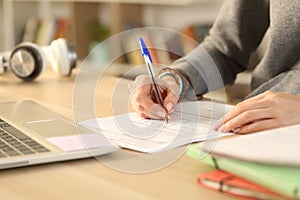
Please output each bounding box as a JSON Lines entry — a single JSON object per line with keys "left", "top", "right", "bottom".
{"left": 80, "top": 101, "right": 233, "bottom": 153}
{"left": 203, "top": 124, "right": 300, "bottom": 167}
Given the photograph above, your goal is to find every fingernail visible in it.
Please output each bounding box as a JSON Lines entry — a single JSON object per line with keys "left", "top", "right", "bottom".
{"left": 166, "top": 103, "right": 173, "bottom": 112}
{"left": 156, "top": 111, "right": 166, "bottom": 118}
{"left": 213, "top": 119, "right": 224, "bottom": 130}
{"left": 233, "top": 127, "right": 241, "bottom": 133}
{"left": 217, "top": 125, "right": 226, "bottom": 133}
{"left": 213, "top": 123, "right": 221, "bottom": 130}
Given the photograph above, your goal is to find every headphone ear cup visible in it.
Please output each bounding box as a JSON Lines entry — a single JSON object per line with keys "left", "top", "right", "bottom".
{"left": 9, "top": 43, "right": 47, "bottom": 81}
{"left": 50, "top": 38, "right": 72, "bottom": 76}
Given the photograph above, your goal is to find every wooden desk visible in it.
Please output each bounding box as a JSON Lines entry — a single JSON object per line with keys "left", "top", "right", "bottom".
{"left": 0, "top": 70, "right": 235, "bottom": 200}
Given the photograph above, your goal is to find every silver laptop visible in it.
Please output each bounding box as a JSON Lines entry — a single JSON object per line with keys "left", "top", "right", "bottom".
{"left": 0, "top": 100, "right": 116, "bottom": 170}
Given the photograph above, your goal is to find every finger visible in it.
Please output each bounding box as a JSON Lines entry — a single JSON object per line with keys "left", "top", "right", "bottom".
{"left": 134, "top": 77, "right": 169, "bottom": 109}
{"left": 163, "top": 91, "right": 179, "bottom": 113}
{"left": 237, "top": 119, "right": 280, "bottom": 134}
{"left": 131, "top": 99, "right": 165, "bottom": 120}
{"left": 214, "top": 91, "right": 279, "bottom": 131}
{"left": 220, "top": 108, "right": 274, "bottom": 133}
{"left": 214, "top": 98, "right": 270, "bottom": 130}
{"left": 130, "top": 80, "right": 154, "bottom": 111}
{"left": 135, "top": 92, "right": 157, "bottom": 112}
{"left": 130, "top": 87, "right": 167, "bottom": 120}
{"left": 157, "top": 78, "right": 179, "bottom": 114}
{"left": 136, "top": 106, "right": 165, "bottom": 120}
{"left": 134, "top": 109, "right": 151, "bottom": 119}
{"left": 224, "top": 91, "right": 279, "bottom": 123}
{"left": 148, "top": 104, "right": 167, "bottom": 120}
{"left": 129, "top": 87, "right": 152, "bottom": 111}
{"left": 131, "top": 94, "right": 162, "bottom": 119}
{"left": 130, "top": 101, "right": 151, "bottom": 119}
{"left": 130, "top": 75, "right": 174, "bottom": 120}
{"left": 144, "top": 78, "right": 176, "bottom": 117}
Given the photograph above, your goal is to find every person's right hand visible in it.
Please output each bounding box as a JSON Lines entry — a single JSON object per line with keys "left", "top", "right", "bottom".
{"left": 129, "top": 75, "right": 180, "bottom": 120}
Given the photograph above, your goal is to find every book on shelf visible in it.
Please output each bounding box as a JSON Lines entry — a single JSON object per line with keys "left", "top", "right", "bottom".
{"left": 121, "top": 28, "right": 171, "bottom": 67}
{"left": 54, "top": 18, "right": 69, "bottom": 40}
{"left": 22, "top": 17, "right": 69, "bottom": 45}
{"left": 121, "top": 23, "right": 144, "bottom": 67}
{"left": 22, "top": 18, "right": 39, "bottom": 43}
{"left": 34, "top": 18, "right": 57, "bottom": 45}
{"left": 152, "top": 32, "right": 173, "bottom": 66}
{"left": 141, "top": 33, "right": 159, "bottom": 64}
{"left": 122, "top": 33, "right": 145, "bottom": 67}
{"left": 121, "top": 23, "right": 211, "bottom": 67}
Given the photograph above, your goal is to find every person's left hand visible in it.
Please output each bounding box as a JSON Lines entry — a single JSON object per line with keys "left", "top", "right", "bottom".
{"left": 214, "top": 91, "right": 300, "bottom": 134}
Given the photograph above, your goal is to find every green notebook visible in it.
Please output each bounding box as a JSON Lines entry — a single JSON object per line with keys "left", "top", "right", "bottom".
{"left": 187, "top": 144, "right": 300, "bottom": 199}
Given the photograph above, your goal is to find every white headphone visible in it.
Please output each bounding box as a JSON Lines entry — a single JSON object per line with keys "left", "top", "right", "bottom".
{"left": 0, "top": 38, "right": 77, "bottom": 81}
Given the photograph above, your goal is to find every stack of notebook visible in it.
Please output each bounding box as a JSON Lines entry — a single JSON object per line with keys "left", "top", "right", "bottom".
{"left": 187, "top": 124, "right": 300, "bottom": 199}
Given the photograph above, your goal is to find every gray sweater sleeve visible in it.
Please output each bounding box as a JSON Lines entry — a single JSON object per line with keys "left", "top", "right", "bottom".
{"left": 173, "top": 0, "right": 270, "bottom": 96}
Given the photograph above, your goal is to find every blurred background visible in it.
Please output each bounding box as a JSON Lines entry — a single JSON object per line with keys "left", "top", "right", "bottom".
{"left": 0, "top": 0, "right": 223, "bottom": 57}
{"left": 0, "top": 0, "right": 267, "bottom": 103}
{"left": 0, "top": 0, "right": 222, "bottom": 58}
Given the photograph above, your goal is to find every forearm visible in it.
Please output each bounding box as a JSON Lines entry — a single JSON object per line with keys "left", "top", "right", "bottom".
{"left": 172, "top": 0, "right": 270, "bottom": 96}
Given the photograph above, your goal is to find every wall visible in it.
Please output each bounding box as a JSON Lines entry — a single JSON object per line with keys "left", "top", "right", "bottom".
{"left": 143, "top": 0, "right": 223, "bottom": 29}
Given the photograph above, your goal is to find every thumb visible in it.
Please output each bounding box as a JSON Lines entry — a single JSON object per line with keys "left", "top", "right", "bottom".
{"left": 164, "top": 91, "right": 179, "bottom": 113}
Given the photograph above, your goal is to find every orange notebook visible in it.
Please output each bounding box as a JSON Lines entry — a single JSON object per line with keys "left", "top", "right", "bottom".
{"left": 197, "top": 170, "right": 287, "bottom": 200}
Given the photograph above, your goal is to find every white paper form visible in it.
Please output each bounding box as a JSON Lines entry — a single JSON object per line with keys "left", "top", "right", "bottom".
{"left": 80, "top": 101, "right": 233, "bottom": 153}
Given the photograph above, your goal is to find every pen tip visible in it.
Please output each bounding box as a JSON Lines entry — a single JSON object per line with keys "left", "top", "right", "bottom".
{"left": 165, "top": 116, "right": 169, "bottom": 123}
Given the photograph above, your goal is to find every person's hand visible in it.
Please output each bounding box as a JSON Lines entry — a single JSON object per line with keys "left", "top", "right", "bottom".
{"left": 214, "top": 91, "right": 300, "bottom": 134}
{"left": 129, "top": 75, "right": 180, "bottom": 119}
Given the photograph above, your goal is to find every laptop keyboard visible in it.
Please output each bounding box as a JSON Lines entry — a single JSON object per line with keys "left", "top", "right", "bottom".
{"left": 0, "top": 119, "right": 49, "bottom": 158}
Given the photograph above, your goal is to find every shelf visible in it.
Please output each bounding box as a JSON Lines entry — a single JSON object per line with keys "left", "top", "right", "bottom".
{"left": 4, "top": 0, "right": 209, "bottom": 6}
{"left": 1, "top": 0, "right": 220, "bottom": 56}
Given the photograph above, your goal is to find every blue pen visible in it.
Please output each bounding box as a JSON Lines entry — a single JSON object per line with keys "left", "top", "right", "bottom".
{"left": 138, "top": 37, "right": 168, "bottom": 123}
